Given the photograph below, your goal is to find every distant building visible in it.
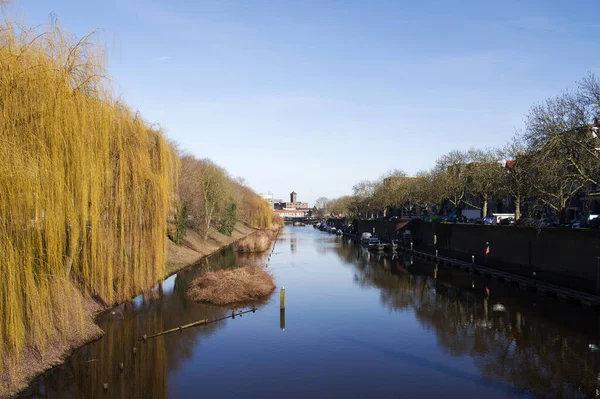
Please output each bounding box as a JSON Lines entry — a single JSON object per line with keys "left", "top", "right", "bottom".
{"left": 273, "top": 191, "right": 309, "bottom": 211}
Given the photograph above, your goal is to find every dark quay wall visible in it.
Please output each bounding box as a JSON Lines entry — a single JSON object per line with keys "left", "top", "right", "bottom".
{"left": 411, "top": 221, "right": 600, "bottom": 294}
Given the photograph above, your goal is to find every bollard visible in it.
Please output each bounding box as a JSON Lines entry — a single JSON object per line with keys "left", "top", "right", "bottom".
{"left": 132, "top": 347, "right": 136, "bottom": 356}
{"left": 516, "top": 312, "right": 522, "bottom": 334}
{"left": 484, "top": 297, "right": 489, "bottom": 321}
{"left": 434, "top": 265, "right": 438, "bottom": 279}
{"left": 410, "top": 256, "right": 413, "bottom": 265}
{"left": 411, "top": 242, "right": 413, "bottom": 250}
{"left": 472, "top": 255, "right": 475, "bottom": 264}
{"left": 434, "top": 234, "right": 437, "bottom": 246}
{"left": 471, "top": 280, "right": 475, "bottom": 288}
{"left": 280, "top": 309, "right": 286, "bottom": 331}
{"left": 597, "top": 257, "right": 600, "bottom": 296}
{"left": 435, "top": 249, "right": 438, "bottom": 258}
{"left": 103, "top": 383, "right": 108, "bottom": 391}
{"left": 119, "top": 362, "right": 124, "bottom": 371}
{"left": 280, "top": 287, "right": 285, "bottom": 310}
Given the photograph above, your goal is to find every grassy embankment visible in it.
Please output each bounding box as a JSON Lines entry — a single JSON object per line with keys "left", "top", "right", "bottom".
{"left": 0, "top": 17, "right": 277, "bottom": 397}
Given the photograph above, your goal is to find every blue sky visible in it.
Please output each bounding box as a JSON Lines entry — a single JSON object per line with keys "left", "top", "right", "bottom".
{"left": 10, "top": 0, "right": 600, "bottom": 205}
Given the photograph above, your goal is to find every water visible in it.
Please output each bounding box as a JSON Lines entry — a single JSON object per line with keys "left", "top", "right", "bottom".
{"left": 21, "top": 227, "right": 600, "bottom": 398}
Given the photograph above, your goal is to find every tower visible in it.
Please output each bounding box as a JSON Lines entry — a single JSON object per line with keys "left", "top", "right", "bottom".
{"left": 290, "top": 191, "right": 297, "bottom": 204}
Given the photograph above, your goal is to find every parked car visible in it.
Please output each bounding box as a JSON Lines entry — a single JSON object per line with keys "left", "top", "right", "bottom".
{"left": 589, "top": 217, "right": 600, "bottom": 229}
{"left": 498, "top": 217, "right": 515, "bottom": 226}
{"left": 360, "top": 232, "right": 372, "bottom": 244}
{"left": 483, "top": 216, "right": 496, "bottom": 225}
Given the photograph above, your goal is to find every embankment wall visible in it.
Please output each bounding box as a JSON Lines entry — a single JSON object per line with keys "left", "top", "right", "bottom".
{"left": 356, "top": 219, "right": 600, "bottom": 294}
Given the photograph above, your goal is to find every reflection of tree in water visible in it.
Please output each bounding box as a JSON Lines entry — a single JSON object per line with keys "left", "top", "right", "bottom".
{"left": 332, "top": 240, "right": 600, "bottom": 398}
{"left": 21, "top": 247, "right": 269, "bottom": 399}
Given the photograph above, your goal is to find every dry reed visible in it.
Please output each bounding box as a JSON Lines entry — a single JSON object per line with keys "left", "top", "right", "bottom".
{"left": 237, "top": 231, "right": 277, "bottom": 253}
{"left": 187, "top": 266, "right": 275, "bottom": 305}
{"left": 0, "top": 17, "right": 176, "bottom": 379}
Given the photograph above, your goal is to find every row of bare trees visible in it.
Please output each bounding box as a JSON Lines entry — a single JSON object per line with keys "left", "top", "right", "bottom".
{"left": 177, "top": 153, "right": 274, "bottom": 242}
{"left": 322, "top": 74, "right": 600, "bottom": 222}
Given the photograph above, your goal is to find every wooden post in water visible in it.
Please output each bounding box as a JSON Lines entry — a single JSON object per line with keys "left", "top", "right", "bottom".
{"left": 280, "top": 309, "right": 286, "bottom": 331}
{"left": 280, "top": 287, "right": 285, "bottom": 310}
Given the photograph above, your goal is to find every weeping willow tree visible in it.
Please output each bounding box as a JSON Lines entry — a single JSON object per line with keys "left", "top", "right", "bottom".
{"left": 0, "top": 17, "right": 176, "bottom": 372}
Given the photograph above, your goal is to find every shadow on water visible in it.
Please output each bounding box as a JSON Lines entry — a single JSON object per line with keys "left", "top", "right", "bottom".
{"left": 333, "top": 238, "right": 600, "bottom": 398}
{"left": 20, "top": 245, "right": 270, "bottom": 399}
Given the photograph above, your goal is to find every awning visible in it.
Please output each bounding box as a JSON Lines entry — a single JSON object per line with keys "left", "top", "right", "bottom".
{"left": 395, "top": 221, "right": 410, "bottom": 230}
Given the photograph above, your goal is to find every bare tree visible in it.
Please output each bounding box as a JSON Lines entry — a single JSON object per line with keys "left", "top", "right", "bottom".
{"left": 524, "top": 82, "right": 599, "bottom": 187}
{"left": 352, "top": 180, "right": 378, "bottom": 217}
{"left": 412, "top": 171, "right": 439, "bottom": 215}
{"left": 327, "top": 196, "right": 354, "bottom": 217}
{"left": 374, "top": 169, "right": 412, "bottom": 215}
{"left": 313, "top": 197, "right": 330, "bottom": 219}
{"left": 433, "top": 150, "right": 473, "bottom": 215}
{"left": 528, "top": 152, "right": 584, "bottom": 223}
{"left": 179, "top": 156, "right": 230, "bottom": 238}
{"left": 500, "top": 137, "right": 534, "bottom": 220}
{"left": 467, "top": 148, "right": 504, "bottom": 218}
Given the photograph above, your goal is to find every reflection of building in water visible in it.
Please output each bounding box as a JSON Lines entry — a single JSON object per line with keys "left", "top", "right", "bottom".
{"left": 290, "top": 237, "right": 297, "bottom": 253}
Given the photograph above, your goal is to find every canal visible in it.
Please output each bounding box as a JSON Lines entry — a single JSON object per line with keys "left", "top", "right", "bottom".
{"left": 21, "top": 227, "right": 600, "bottom": 398}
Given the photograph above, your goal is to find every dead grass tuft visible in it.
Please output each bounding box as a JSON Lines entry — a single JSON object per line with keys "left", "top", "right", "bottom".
{"left": 187, "top": 266, "right": 275, "bottom": 306}
{"left": 237, "top": 227, "right": 282, "bottom": 253}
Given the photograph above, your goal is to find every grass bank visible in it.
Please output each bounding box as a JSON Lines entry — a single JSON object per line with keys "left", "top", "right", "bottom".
{"left": 237, "top": 225, "right": 282, "bottom": 253}
{"left": 166, "top": 223, "right": 259, "bottom": 277}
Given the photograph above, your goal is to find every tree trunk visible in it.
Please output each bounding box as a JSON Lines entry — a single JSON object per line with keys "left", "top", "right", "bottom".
{"left": 515, "top": 196, "right": 521, "bottom": 220}
{"left": 482, "top": 196, "right": 488, "bottom": 218}
{"left": 558, "top": 208, "right": 567, "bottom": 225}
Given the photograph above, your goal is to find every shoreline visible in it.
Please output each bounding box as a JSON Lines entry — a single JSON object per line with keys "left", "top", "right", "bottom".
{"left": 3, "top": 223, "right": 263, "bottom": 398}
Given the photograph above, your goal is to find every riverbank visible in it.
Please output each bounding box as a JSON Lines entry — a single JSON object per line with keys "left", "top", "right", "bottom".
{"left": 1, "top": 223, "right": 264, "bottom": 398}
{"left": 166, "top": 223, "right": 259, "bottom": 277}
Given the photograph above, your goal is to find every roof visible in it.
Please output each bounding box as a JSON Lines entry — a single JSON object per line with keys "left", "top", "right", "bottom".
{"left": 395, "top": 221, "right": 411, "bottom": 230}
